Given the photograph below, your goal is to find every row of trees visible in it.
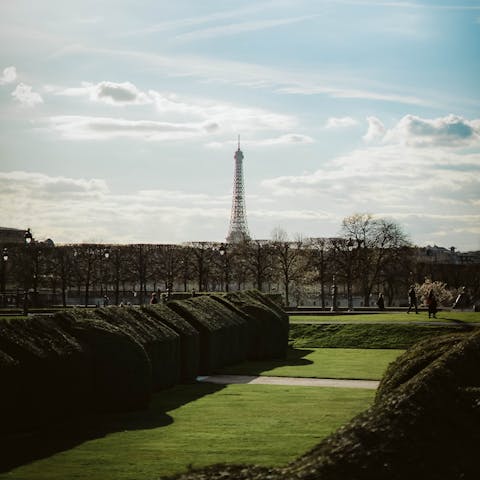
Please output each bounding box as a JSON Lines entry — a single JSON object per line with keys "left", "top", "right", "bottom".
{"left": 1, "top": 214, "right": 478, "bottom": 307}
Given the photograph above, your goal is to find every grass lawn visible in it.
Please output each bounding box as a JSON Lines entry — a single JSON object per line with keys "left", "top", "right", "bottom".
{"left": 217, "top": 347, "right": 403, "bottom": 380}
{"left": 290, "top": 311, "right": 480, "bottom": 324}
{"left": 0, "top": 383, "right": 374, "bottom": 480}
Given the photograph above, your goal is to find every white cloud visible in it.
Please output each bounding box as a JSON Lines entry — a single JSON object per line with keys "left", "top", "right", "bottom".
{"left": 205, "top": 134, "right": 314, "bottom": 149}
{"left": 0, "top": 170, "right": 232, "bottom": 244}
{"left": 48, "top": 81, "right": 296, "bottom": 133}
{"left": 175, "top": 16, "right": 317, "bottom": 42}
{"left": 53, "top": 81, "right": 152, "bottom": 105}
{"left": 0, "top": 66, "right": 17, "bottom": 85}
{"left": 325, "top": 116, "right": 358, "bottom": 128}
{"left": 278, "top": 85, "right": 428, "bottom": 106}
{"left": 149, "top": 90, "right": 296, "bottom": 132}
{"left": 363, "top": 116, "right": 386, "bottom": 142}
{"left": 361, "top": 114, "right": 480, "bottom": 147}
{"left": 260, "top": 112, "right": 480, "bottom": 250}
{"left": 45, "top": 82, "right": 297, "bottom": 140}
{"left": 0, "top": 171, "right": 109, "bottom": 198}
{"left": 48, "top": 115, "right": 218, "bottom": 141}
{"left": 11, "top": 83, "right": 43, "bottom": 107}
{"left": 57, "top": 45, "right": 434, "bottom": 108}
{"left": 386, "top": 114, "right": 480, "bottom": 147}
{"left": 118, "top": 3, "right": 276, "bottom": 37}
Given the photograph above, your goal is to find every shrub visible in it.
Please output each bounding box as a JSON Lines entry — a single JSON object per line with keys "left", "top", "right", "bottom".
{"left": 376, "top": 332, "right": 468, "bottom": 400}
{"left": 55, "top": 311, "right": 152, "bottom": 413}
{"left": 168, "top": 296, "right": 248, "bottom": 373}
{"left": 0, "top": 315, "right": 90, "bottom": 433}
{"left": 94, "top": 306, "right": 181, "bottom": 390}
{"left": 220, "top": 290, "right": 289, "bottom": 360}
{"left": 142, "top": 304, "right": 200, "bottom": 382}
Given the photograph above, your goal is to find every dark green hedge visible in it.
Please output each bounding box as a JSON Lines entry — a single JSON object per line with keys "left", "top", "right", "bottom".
{"left": 220, "top": 290, "right": 289, "bottom": 360}
{"left": 94, "top": 306, "right": 181, "bottom": 390}
{"left": 375, "top": 332, "right": 468, "bottom": 399}
{"left": 0, "top": 291, "right": 288, "bottom": 435}
{"left": 59, "top": 313, "right": 152, "bottom": 413}
{"left": 142, "top": 304, "right": 200, "bottom": 382}
{"left": 0, "top": 315, "right": 92, "bottom": 433}
{"left": 168, "top": 296, "right": 248, "bottom": 373}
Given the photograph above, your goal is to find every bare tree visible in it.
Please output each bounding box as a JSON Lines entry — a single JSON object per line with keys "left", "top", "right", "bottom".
{"left": 241, "top": 239, "right": 274, "bottom": 291}
{"left": 306, "top": 238, "right": 335, "bottom": 309}
{"left": 271, "top": 229, "right": 307, "bottom": 306}
{"left": 341, "top": 214, "right": 410, "bottom": 306}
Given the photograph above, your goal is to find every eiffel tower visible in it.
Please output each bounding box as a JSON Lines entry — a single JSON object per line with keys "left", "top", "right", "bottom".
{"left": 226, "top": 136, "right": 250, "bottom": 243}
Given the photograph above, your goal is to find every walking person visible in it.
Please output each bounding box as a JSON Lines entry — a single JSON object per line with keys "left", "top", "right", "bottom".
{"left": 427, "top": 289, "right": 437, "bottom": 319}
{"left": 407, "top": 285, "right": 418, "bottom": 314}
{"left": 150, "top": 292, "right": 158, "bottom": 304}
{"left": 376, "top": 293, "right": 385, "bottom": 310}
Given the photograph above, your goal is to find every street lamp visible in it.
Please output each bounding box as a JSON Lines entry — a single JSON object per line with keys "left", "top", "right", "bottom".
{"left": 218, "top": 243, "right": 229, "bottom": 292}
{"left": 347, "top": 238, "right": 354, "bottom": 311}
{"left": 330, "top": 274, "right": 337, "bottom": 312}
{"left": 24, "top": 228, "right": 33, "bottom": 245}
{"left": 23, "top": 228, "right": 34, "bottom": 315}
{"left": 103, "top": 249, "right": 110, "bottom": 304}
{"left": 1, "top": 248, "right": 7, "bottom": 307}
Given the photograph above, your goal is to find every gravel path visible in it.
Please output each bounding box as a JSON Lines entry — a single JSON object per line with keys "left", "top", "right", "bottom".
{"left": 197, "top": 375, "right": 379, "bottom": 389}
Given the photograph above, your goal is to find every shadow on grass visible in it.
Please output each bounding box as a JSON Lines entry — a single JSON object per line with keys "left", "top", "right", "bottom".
{"left": 0, "top": 382, "right": 224, "bottom": 473}
{"left": 215, "top": 348, "right": 314, "bottom": 376}
{"left": 440, "top": 316, "right": 475, "bottom": 329}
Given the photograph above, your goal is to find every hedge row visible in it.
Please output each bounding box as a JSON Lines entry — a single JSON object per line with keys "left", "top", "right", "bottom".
{"left": 0, "top": 291, "right": 287, "bottom": 434}
{"left": 166, "top": 329, "right": 480, "bottom": 480}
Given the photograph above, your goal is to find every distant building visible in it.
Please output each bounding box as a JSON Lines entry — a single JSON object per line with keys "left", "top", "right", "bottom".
{"left": 417, "top": 245, "right": 480, "bottom": 264}
{"left": 0, "top": 227, "right": 54, "bottom": 247}
{"left": 0, "top": 227, "right": 27, "bottom": 245}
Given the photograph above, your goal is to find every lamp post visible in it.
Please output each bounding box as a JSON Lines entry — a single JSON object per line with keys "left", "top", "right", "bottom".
{"left": 1, "top": 248, "right": 8, "bottom": 307}
{"left": 347, "top": 238, "right": 354, "bottom": 311}
{"left": 218, "top": 243, "right": 229, "bottom": 292}
{"left": 103, "top": 249, "right": 110, "bottom": 305}
{"left": 330, "top": 274, "right": 337, "bottom": 312}
{"left": 23, "top": 228, "right": 33, "bottom": 315}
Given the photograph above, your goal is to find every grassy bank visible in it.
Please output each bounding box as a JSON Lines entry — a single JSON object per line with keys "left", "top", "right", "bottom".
{"left": 290, "top": 311, "right": 480, "bottom": 323}
{"left": 289, "top": 322, "right": 472, "bottom": 349}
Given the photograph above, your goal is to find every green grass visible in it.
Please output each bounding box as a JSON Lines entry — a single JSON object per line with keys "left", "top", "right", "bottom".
{"left": 0, "top": 315, "right": 28, "bottom": 321}
{"left": 290, "top": 311, "right": 480, "bottom": 323}
{"left": 0, "top": 383, "right": 374, "bottom": 480}
{"left": 218, "top": 347, "right": 403, "bottom": 380}
{"left": 290, "top": 322, "right": 472, "bottom": 349}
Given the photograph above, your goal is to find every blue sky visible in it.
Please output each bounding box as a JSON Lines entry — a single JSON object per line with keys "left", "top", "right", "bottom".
{"left": 0, "top": 0, "right": 479, "bottom": 250}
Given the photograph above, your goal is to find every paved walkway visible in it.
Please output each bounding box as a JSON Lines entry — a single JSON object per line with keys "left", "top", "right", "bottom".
{"left": 197, "top": 375, "right": 379, "bottom": 390}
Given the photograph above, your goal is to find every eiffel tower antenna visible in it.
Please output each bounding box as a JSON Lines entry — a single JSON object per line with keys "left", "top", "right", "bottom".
{"left": 226, "top": 136, "right": 250, "bottom": 243}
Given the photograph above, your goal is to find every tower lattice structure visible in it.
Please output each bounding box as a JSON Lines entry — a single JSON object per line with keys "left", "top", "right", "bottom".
{"left": 226, "top": 137, "right": 250, "bottom": 243}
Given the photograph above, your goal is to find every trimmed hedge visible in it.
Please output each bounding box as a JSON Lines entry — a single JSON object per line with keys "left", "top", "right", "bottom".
{"left": 94, "top": 306, "right": 181, "bottom": 390}
{"left": 0, "top": 290, "right": 287, "bottom": 435}
{"left": 220, "top": 290, "right": 289, "bottom": 360}
{"left": 168, "top": 296, "right": 248, "bottom": 373}
{"left": 0, "top": 315, "right": 90, "bottom": 433}
{"left": 375, "top": 332, "right": 468, "bottom": 399}
{"left": 60, "top": 313, "right": 152, "bottom": 413}
{"left": 142, "top": 304, "right": 200, "bottom": 382}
